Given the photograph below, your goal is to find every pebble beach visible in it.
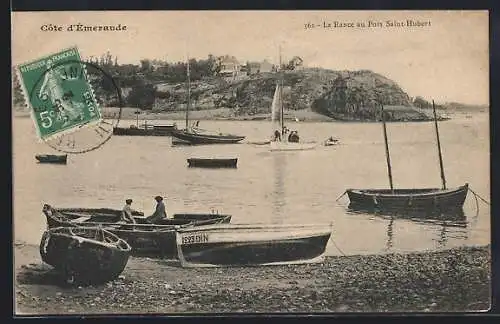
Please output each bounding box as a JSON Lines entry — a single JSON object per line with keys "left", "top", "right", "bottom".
{"left": 14, "top": 243, "right": 490, "bottom": 315}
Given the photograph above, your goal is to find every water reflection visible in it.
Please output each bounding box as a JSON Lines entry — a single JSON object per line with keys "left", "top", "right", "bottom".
{"left": 272, "top": 153, "right": 286, "bottom": 223}
{"left": 365, "top": 208, "right": 470, "bottom": 252}
{"left": 382, "top": 214, "right": 469, "bottom": 252}
{"left": 347, "top": 206, "right": 468, "bottom": 226}
{"left": 385, "top": 217, "right": 394, "bottom": 251}
{"left": 437, "top": 224, "right": 448, "bottom": 248}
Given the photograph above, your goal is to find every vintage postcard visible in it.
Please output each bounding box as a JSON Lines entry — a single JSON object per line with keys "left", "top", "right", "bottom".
{"left": 12, "top": 10, "right": 490, "bottom": 315}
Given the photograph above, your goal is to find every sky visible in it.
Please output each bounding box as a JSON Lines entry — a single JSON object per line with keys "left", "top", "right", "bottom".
{"left": 12, "top": 10, "right": 489, "bottom": 105}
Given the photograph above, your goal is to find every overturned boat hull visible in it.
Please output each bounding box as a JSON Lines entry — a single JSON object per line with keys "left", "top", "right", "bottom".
{"left": 176, "top": 224, "right": 332, "bottom": 267}
{"left": 39, "top": 227, "right": 131, "bottom": 284}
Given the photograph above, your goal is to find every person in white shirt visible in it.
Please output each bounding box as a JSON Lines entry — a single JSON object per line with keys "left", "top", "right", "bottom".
{"left": 121, "top": 199, "right": 137, "bottom": 224}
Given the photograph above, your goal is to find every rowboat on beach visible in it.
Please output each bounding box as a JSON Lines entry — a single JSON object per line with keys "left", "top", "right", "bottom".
{"left": 345, "top": 101, "right": 468, "bottom": 215}
{"left": 187, "top": 158, "right": 238, "bottom": 168}
{"left": 39, "top": 226, "right": 131, "bottom": 284}
{"left": 35, "top": 154, "right": 67, "bottom": 164}
{"left": 176, "top": 223, "right": 332, "bottom": 267}
{"left": 42, "top": 204, "right": 232, "bottom": 258}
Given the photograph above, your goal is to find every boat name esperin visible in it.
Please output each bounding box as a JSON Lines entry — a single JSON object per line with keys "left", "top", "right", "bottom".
{"left": 181, "top": 233, "right": 209, "bottom": 244}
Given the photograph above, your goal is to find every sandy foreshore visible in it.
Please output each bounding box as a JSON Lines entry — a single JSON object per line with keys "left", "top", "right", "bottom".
{"left": 14, "top": 243, "right": 490, "bottom": 315}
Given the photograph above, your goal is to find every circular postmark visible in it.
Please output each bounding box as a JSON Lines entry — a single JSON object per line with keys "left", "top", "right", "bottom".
{"left": 27, "top": 59, "right": 123, "bottom": 154}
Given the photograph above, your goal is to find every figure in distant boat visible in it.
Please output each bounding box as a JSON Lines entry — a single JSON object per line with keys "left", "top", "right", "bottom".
{"left": 273, "top": 129, "right": 281, "bottom": 142}
{"left": 121, "top": 199, "right": 137, "bottom": 224}
{"left": 288, "top": 130, "right": 300, "bottom": 143}
{"left": 145, "top": 196, "right": 168, "bottom": 223}
{"left": 324, "top": 136, "right": 339, "bottom": 146}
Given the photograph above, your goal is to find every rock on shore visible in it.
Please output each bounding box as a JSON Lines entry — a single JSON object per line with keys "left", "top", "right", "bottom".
{"left": 14, "top": 244, "right": 490, "bottom": 315}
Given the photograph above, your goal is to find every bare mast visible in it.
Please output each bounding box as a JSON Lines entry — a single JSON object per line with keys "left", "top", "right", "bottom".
{"left": 279, "top": 45, "right": 285, "bottom": 137}
{"left": 432, "top": 100, "right": 447, "bottom": 190}
{"left": 381, "top": 104, "right": 394, "bottom": 192}
{"left": 185, "top": 55, "right": 191, "bottom": 130}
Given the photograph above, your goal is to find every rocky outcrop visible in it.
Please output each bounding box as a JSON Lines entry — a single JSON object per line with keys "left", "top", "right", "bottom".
{"left": 11, "top": 67, "right": 446, "bottom": 121}
{"left": 151, "top": 68, "right": 430, "bottom": 121}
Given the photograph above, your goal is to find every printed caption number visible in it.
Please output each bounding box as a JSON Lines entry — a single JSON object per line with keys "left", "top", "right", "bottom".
{"left": 39, "top": 111, "right": 53, "bottom": 128}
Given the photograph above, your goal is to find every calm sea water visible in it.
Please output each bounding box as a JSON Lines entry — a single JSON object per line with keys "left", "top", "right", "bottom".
{"left": 13, "top": 113, "right": 490, "bottom": 256}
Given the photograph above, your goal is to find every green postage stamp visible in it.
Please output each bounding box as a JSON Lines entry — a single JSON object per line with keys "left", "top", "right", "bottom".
{"left": 17, "top": 47, "right": 102, "bottom": 140}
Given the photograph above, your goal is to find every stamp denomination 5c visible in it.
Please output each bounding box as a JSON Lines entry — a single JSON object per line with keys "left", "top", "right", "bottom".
{"left": 17, "top": 46, "right": 101, "bottom": 141}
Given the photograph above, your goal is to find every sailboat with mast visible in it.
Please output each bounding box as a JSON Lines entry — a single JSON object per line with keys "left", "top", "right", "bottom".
{"left": 345, "top": 101, "right": 468, "bottom": 215}
{"left": 170, "top": 56, "right": 246, "bottom": 145}
{"left": 268, "top": 47, "right": 317, "bottom": 152}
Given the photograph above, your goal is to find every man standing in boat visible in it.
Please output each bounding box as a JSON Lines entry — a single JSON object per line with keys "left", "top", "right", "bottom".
{"left": 121, "top": 199, "right": 137, "bottom": 224}
{"left": 146, "top": 196, "right": 168, "bottom": 223}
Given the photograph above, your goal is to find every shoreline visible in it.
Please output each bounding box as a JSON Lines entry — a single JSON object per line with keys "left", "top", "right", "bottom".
{"left": 13, "top": 107, "right": 487, "bottom": 123}
{"left": 15, "top": 243, "right": 490, "bottom": 314}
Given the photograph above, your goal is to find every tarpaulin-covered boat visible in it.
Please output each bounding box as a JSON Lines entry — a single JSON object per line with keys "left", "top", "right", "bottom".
{"left": 39, "top": 226, "right": 131, "bottom": 284}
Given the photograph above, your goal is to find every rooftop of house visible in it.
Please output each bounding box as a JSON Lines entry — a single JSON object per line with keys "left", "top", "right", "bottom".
{"left": 219, "top": 55, "right": 240, "bottom": 65}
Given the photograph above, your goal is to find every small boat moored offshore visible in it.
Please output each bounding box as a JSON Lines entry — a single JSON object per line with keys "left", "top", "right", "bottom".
{"left": 345, "top": 101, "right": 468, "bottom": 216}
{"left": 42, "top": 204, "right": 232, "bottom": 258}
{"left": 39, "top": 226, "right": 131, "bottom": 284}
{"left": 176, "top": 223, "right": 332, "bottom": 268}
{"left": 346, "top": 184, "right": 469, "bottom": 215}
{"left": 171, "top": 128, "right": 246, "bottom": 145}
{"left": 187, "top": 158, "right": 238, "bottom": 168}
{"left": 324, "top": 137, "right": 340, "bottom": 146}
{"left": 35, "top": 154, "right": 67, "bottom": 164}
{"left": 113, "top": 124, "right": 175, "bottom": 136}
{"left": 169, "top": 55, "right": 245, "bottom": 145}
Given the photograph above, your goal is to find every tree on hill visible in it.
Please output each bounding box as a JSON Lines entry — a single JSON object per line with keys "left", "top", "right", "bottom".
{"left": 127, "top": 82, "right": 157, "bottom": 110}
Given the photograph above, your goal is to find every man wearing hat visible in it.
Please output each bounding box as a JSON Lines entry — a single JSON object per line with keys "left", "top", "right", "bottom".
{"left": 145, "top": 196, "right": 168, "bottom": 224}
{"left": 121, "top": 199, "right": 137, "bottom": 224}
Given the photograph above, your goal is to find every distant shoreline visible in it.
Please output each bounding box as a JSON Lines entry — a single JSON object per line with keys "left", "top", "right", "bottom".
{"left": 12, "top": 106, "right": 487, "bottom": 123}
